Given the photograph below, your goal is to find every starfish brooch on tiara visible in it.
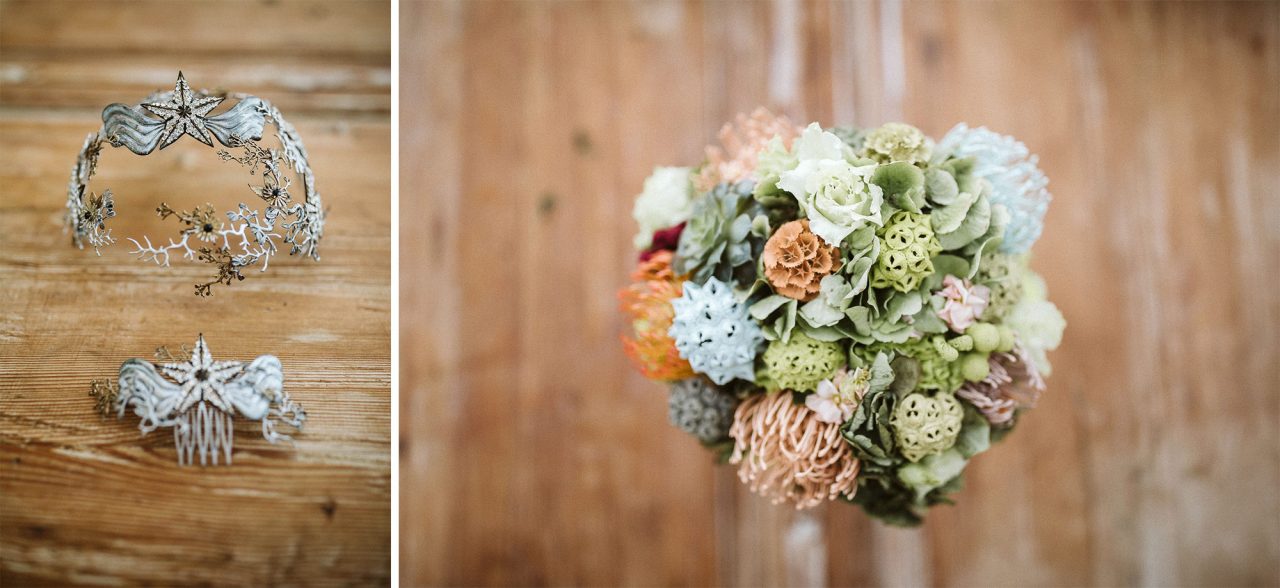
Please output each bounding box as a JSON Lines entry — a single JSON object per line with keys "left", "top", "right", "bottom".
{"left": 141, "top": 71, "right": 224, "bottom": 149}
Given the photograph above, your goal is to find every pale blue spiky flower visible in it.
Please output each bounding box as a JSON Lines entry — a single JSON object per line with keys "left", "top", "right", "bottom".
{"left": 668, "top": 277, "right": 764, "bottom": 385}
{"left": 935, "top": 124, "right": 1051, "bottom": 254}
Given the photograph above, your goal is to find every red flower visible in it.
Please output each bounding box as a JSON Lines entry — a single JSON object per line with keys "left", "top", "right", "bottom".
{"left": 639, "top": 222, "right": 685, "bottom": 262}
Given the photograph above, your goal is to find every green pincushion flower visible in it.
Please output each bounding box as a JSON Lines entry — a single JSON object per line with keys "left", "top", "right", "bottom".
{"left": 871, "top": 211, "right": 941, "bottom": 293}
{"left": 674, "top": 181, "right": 761, "bottom": 283}
{"left": 761, "top": 331, "right": 845, "bottom": 392}
{"left": 891, "top": 392, "right": 964, "bottom": 462}
{"left": 863, "top": 123, "right": 932, "bottom": 164}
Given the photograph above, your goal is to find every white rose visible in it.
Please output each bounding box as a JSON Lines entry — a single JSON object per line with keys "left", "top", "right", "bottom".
{"left": 778, "top": 123, "right": 884, "bottom": 247}
{"left": 632, "top": 166, "right": 695, "bottom": 250}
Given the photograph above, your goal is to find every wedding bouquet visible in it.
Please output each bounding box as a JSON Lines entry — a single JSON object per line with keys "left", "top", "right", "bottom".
{"left": 620, "top": 109, "right": 1065, "bottom": 525}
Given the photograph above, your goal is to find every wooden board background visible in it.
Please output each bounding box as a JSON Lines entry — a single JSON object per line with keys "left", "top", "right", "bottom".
{"left": 0, "top": 1, "right": 391, "bottom": 586}
{"left": 400, "top": 1, "right": 1280, "bottom": 586}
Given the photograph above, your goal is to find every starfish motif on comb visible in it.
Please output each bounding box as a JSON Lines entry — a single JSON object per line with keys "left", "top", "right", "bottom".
{"left": 91, "top": 334, "right": 306, "bottom": 466}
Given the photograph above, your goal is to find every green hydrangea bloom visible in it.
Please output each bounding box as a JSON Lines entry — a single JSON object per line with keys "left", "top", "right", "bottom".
{"left": 761, "top": 331, "right": 844, "bottom": 392}
{"left": 753, "top": 136, "right": 799, "bottom": 199}
{"left": 891, "top": 392, "right": 964, "bottom": 462}
{"left": 871, "top": 211, "right": 941, "bottom": 293}
{"left": 827, "top": 125, "right": 867, "bottom": 152}
{"left": 863, "top": 123, "right": 932, "bottom": 164}
{"left": 674, "top": 181, "right": 761, "bottom": 283}
{"left": 975, "top": 252, "right": 1024, "bottom": 319}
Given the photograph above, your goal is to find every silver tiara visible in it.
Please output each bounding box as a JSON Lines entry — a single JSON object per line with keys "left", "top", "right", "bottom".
{"left": 66, "top": 72, "right": 326, "bottom": 296}
{"left": 90, "top": 334, "right": 306, "bottom": 466}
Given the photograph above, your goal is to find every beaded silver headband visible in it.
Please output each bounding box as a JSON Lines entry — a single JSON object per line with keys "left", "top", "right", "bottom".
{"left": 66, "top": 72, "right": 326, "bottom": 296}
{"left": 90, "top": 334, "right": 306, "bottom": 466}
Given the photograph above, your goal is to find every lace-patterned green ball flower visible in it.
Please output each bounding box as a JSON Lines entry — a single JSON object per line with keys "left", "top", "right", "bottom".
{"left": 761, "top": 332, "right": 845, "bottom": 392}
{"left": 668, "top": 378, "right": 738, "bottom": 443}
{"left": 901, "top": 335, "right": 964, "bottom": 393}
{"left": 975, "top": 252, "right": 1024, "bottom": 320}
{"left": 871, "top": 211, "right": 941, "bottom": 293}
{"left": 891, "top": 392, "right": 964, "bottom": 462}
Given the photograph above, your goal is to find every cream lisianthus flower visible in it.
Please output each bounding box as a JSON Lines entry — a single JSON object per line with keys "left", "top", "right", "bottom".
{"left": 632, "top": 166, "right": 695, "bottom": 250}
{"left": 777, "top": 123, "right": 884, "bottom": 248}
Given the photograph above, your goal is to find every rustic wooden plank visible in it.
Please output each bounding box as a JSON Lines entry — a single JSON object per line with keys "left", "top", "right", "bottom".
{"left": 0, "top": 0, "right": 391, "bottom": 115}
{"left": 0, "top": 56, "right": 391, "bottom": 115}
{"left": 0, "top": 0, "right": 391, "bottom": 584}
{"left": 402, "top": 0, "right": 723, "bottom": 585}
{"left": 0, "top": 0, "right": 391, "bottom": 56}
{"left": 398, "top": 0, "right": 463, "bottom": 584}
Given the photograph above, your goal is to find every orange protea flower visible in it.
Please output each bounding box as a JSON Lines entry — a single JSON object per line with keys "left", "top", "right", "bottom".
{"left": 619, "top": 251, "right": 696, "bottom": 381}
{"left": 762, "top": 220, "right": 840, "bottom": 301}
{"left": 696, "top": 107, "right": 802, "bottom": 192}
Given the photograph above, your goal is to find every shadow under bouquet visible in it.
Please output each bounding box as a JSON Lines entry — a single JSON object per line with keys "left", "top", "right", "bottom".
{"left": 620, "top": 109, "right": 1065, "bottom": 525}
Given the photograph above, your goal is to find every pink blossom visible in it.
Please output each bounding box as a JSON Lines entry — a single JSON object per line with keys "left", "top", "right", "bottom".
{"left": 805, "top": 368, "right": 868, "bottom": 424}
{"left": 936, "top": 275, "right": 990, "bottom": 333}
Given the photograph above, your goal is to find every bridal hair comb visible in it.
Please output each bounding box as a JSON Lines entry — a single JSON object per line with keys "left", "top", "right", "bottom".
{"left": 90, "top": 334, "right": 306, "bottom": 466}
{"left": 65, "top": 72, "right": 326, "bottom": 296}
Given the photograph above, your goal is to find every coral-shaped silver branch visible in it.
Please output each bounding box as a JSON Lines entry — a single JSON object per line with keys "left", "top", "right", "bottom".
{"left": 64, "top": 72, "right": 326, "bottom": 296}
{"left": 109, "top": 334, "right": 305, "bottom": 466}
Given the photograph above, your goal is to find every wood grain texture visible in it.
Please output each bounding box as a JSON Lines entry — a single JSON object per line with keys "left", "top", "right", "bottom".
{"left": 400, "top": 0, "right": 1280, "bottom": 586}
{"left": 0, "top": 1, "right": 391, "bottom": 585}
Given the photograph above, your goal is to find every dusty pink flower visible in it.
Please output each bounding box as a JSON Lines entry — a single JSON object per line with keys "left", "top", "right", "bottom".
{"left": 956, "top": 345, "right": 1046, "bottom": 426}
{"left": 730, "top": 392, "right": 860, "bottom": 509}
{"left": 936, "top": 275, "right": 990, "bottom": 332}
{"left": 805, "top": 368, "right": 869, "bottom": 424}
{"left": 696, "top": 108, "right": 802, "bottom": 192}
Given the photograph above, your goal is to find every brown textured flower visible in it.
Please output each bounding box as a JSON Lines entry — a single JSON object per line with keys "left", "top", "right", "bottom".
{"left": 696, "top": 108, "right": 802, "bottom": 192}
{"left": 729, "top": 392, "right": 860, "bottom": 509}
{"left": 762, "top": 220, "right": 839, "bottom": 301}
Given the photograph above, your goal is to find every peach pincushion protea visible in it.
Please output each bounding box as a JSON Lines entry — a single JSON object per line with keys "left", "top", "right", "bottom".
{"left": 619, "top": 251, "right": 696, "bottom": 381}
{"left": 730, "top": 391, "right": 861, "bottom": 509}
{"left": 696, "top": 108, "right": 802, "bottom": 192}
{"left": 762, "top": 220, "right": 840, "bottom": 301}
